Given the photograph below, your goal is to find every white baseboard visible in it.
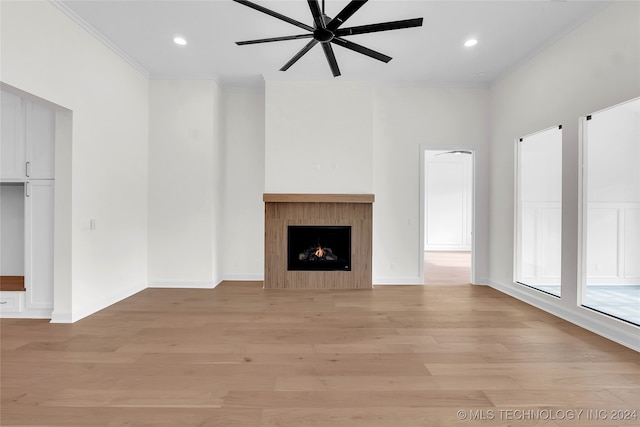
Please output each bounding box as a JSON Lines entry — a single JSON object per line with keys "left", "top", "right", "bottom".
{"left": 221, "top": 274, "right": 264, "bottom": 282}
{"left": 487, "top": 279, "right": 640, "bottom": 352}
{"left": 148, "top": 281, "right": 215, "bottom": 289}
{"left": 0, "top": 309, "right": 52, "bottom": 319}
{"left": 9, "top": 280, "right": 223, "bottom": 323}
{"left": 70, "top": 283, "right": 146, "bottom": 323}
{"left": 50, "top": 310, "right": 73, "bottom": 323}
{"left": 373, "top": 276, "right": 423, "bottom": 285}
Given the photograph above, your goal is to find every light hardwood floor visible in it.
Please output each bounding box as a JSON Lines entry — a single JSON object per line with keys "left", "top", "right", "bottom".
{"left": 425, "top": 251, "right": 471, "bottom": 285}
{"left": 1, "top": 282, "right": 639, "bottom": 426}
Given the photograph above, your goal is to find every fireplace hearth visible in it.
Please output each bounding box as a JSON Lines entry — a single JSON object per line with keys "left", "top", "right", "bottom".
{"left": 287, "top": 226, "right": 351, "bottom": 271}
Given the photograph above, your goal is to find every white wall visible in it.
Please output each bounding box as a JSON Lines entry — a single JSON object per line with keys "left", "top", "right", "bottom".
{"left": 489, "top": 2, "right": 640, "bottom": 348}
{"left": 221, "top": 89, "right": 265, "bottom": 280}
{"left": 147, "top": 81, "right": 258, "bottom": 286}
{"left": 148, "top": 80, "right": 219, "bottom": 288}
{"left": 424, "top": 151, "right": 473, "bottom": 251}
{"left": 0, "top": 0, "right": 149, "bottom": 321}
{"left": 212, "top": 81, "right": 224, "bottom": 286}
{"left": 373, "top": 86, "right": 490, "bottom": 283}
{"left": 265, "top": 81, "right": 373, "bottom": 194}
{"left": 263, "top": 82, "right": 490, "bottom": 284}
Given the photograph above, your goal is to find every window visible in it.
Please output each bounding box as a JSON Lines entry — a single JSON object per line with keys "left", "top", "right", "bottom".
{"left": 515, "top": 126, "right": 563, "bottom": 296}
{"left": 581, "top": 97, "right": 640, "bottom": 325}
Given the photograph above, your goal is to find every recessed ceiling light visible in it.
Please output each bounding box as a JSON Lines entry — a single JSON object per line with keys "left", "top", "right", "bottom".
{"left": 464, "top": 39, "right": 478, "bottom": 47}
{"left": 173, "top": 36, "right": 187, "bottom": 46}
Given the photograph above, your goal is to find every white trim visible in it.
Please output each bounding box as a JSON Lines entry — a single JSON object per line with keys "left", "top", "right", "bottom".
{"left": 513, "top": 137, "right": 521, "bottom": 285}
{"left": 70, "top": 283, "right": 146, "bottom": 323}
{"left": 148, "top": 281, "right": 216, "bottom": 289}
{"left": 150, "top": 73, "right": 221, "bottom": 82}
{"left": 222, "top": 274, "right": 264, "bottom": 282}
{"left": 377, "top": 80, "right": 490, "bottom": 89}
{"left": 578, "top": 116, "right": 588, "bottom": 305}
{"left": 0, "top": 292, "right": 52, "bottom": 319}
{"left": 419, "top": 144, "right": 478, "bottom": 285}
{"left": 0, "top": 309, "right": 52, "bottom": 319}
{"left": 514, "top": 126, "right": 563, "bottom": 286}
{"left": 48, "top": 0, "right": 150, "bottom": 78}
{"left": 220, "top": 82, "right": 266, "bottom": 93}
{"left": 50, "top": 311, "right": 72, "bottom": 323}
{"left": 213, "top": 276, "right": 223, "bottom": 288}
{"left": 488, "top": 279, "right": 640, "bottom": 352}
{"left": 374, "top": 276, "right": 423, "bottom": 285}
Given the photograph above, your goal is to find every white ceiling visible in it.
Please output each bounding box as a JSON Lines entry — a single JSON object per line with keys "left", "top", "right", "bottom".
{"left": 56, "top": 0, "right": 609, "bottom": 88}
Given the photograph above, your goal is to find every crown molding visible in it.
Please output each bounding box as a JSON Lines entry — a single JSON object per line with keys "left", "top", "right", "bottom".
{"left": 48, "top": 0, "right": 150, "bottom": 78}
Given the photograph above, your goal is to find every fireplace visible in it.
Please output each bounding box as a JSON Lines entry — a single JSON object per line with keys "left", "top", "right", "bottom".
{"left": 264, "top": 193, "right": 373, "bottom": 289}
{"left": 287, "top": 225, "right": 351, "bottom": 271}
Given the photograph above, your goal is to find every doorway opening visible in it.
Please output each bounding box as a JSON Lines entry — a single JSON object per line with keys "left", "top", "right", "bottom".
{"left": 420, "top": 147, "right": 475, "bottom": 285}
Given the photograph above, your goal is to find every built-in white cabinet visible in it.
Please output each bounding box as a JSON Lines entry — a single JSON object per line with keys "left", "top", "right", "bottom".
{"left": 26, "top": 102, "right": 56, "bottom": 180}
{"left": 0, "top": 291, "right": 24, "bottom": 313}
{"left": 1, "top": 91, "right": 55, "bottom": 181}
{"left": 0, "top": 90, "right": 54, "bottom": 318}
{"left": 25, "top": 180, "right": 54, "bottom": 310}
{"left": 1, "top": 91, "right": 25, "bottom": 181}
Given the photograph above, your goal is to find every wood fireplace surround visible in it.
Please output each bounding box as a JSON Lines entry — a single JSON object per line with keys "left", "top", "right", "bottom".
{"left": 263, "top": 194, "right": 374, "bottom": 289}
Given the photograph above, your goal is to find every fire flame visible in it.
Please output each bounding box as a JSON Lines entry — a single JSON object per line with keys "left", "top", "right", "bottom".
{"left": 314, "top": 246, "right": 324, "bottom": 258}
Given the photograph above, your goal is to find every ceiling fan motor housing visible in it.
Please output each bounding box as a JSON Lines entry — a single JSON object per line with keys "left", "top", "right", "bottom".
{"left": 314, "top": 15, "right": 334, "bottom": 42}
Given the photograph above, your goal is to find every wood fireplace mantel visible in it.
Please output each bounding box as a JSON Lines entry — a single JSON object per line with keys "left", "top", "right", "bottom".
{"left": 263, "top": 193, "right": 374, "bottom": 204}
{"left": 263, "top": 193, "right": 374, "bottom": 289}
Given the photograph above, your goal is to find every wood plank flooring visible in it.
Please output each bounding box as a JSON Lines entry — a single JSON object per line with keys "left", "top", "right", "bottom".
{"left": 1, "top": 282, "right": 639, "bottom": 426}
{"left": 424, "top": 251, "right": 471, "bottom": 285}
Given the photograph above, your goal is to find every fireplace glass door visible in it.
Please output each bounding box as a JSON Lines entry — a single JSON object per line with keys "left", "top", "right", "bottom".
{"left": 287, "top": 226, "right": 351, "bottom": 271}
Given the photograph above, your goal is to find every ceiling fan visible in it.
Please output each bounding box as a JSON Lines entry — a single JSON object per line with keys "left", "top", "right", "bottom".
{"left": 233, "top": 0, "right": 424, "bottom": 77}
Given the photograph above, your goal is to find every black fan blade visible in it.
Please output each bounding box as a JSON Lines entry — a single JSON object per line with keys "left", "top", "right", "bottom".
{"left": 327, "top": 0, "right": 368, "bottom": 31}
{"left": 335, "top": 17, "right": 423, "bottom": 37}
{"left": 331, "top": 37, "right": 391, "bottom": 63}
{"left": 233, "top": 0, "right": 314, "bottom": 32}
{"left": 307, "top": 0, "right": 325, "bottom": 29}
{"left": 237, "top": 34, "right": 314, "bottom": 46}
{"left": 321, "top": 42, "right": 341, "bottom": 77}
{"left": 280, "top": 39, "right": 319, "bottom": 71}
